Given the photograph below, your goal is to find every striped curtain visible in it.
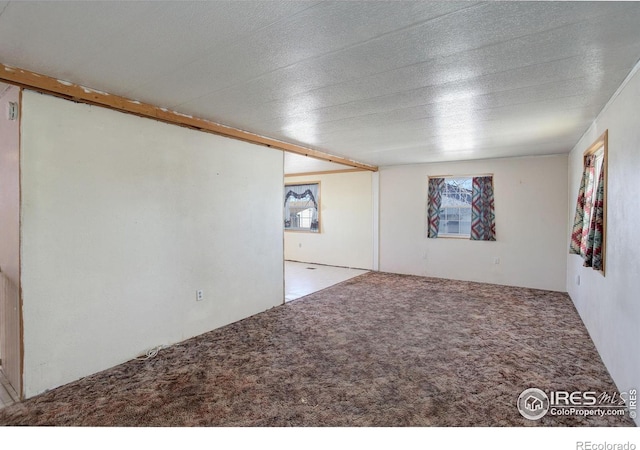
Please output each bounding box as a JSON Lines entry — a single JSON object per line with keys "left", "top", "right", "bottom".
{"left": 427, "top": 177, "right": 445, "bottom": 238}
{"left": 569, "top": 156, "right": 596, "bottom": 258}
{"left": 470, "top": 176, "right": 496, "bottom": 241}
{"left": 584, "top": 167, "right": 605, "bottom": 270}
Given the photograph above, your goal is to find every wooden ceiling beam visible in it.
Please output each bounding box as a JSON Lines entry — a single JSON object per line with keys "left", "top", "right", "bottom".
{"left": 1, "top": 63, "right": 378, "bottom": 172}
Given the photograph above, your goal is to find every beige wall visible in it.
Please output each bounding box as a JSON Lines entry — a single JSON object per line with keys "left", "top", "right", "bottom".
{"left": 284, "top": 171, "right": 374, "bottom": 270}
{"left": 0, "top": 83, "right": 21, "bottom": 396}
{"left": 379, "top": 155, "right": 568, "bottom": 291}
{"left": 567, "top": 64, "right": 640, "bottom": 425}
{"left": 20, "top": 91, "right": 284, "bottom": 397}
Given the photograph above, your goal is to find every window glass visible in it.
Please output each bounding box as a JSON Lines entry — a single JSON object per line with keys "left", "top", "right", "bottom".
{"left": 284, "top": 183, "right": 320, "bottom": 232}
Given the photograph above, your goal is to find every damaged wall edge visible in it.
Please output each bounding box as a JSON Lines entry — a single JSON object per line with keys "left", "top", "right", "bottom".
{"left": 0, "top": 63, "right": 378, "bottom": 172}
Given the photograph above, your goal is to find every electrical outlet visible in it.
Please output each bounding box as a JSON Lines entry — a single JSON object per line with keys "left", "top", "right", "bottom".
{"left": 196, "top": 290, "right": 204, "bottom": 301}
{"left": 493, "top": 257, "right": 500, "bottom": 265}
{"left": 576, "top": 275, "right": 581, "bottom": 286}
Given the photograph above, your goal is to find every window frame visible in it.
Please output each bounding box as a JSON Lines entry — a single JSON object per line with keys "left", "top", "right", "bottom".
{"left": 284, "top": 181, "right": 321, "bottom": 233}
{"left": 436, "top": 176, "right": 474, "bottom": 239}
{"left": 582, "top": 130, "right": 608, "bottom": 275}
{"left": 428, "top": 174, "right": 493, "bottom": 239}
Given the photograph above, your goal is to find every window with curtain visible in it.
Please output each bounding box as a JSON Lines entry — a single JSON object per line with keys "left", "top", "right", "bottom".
{"left": 284, "top": 183, "right": 320, "bottom": 232}
{"left": 427, "top": 175, "right": 495, "bottom": 241}
{"left": 570, "top": 131, "right": 607, "bottom": 274}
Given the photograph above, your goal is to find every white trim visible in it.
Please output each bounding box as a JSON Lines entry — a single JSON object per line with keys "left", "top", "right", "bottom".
{"left": 598, "top": 58, "right": 640, "bottom": 122}
{"left": 372, "top": 172, "right": 380, "bottom": 271}
{"left": 428, "top": 173, "right": 493, "bottom": 180}
{"left": 380, "top": 153, "right": 567, "bottom": 170}
{"left": 574, "top": 57, "right": 640, "bottom": 151}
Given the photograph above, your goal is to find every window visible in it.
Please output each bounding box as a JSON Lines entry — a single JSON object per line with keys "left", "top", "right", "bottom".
{"left": 439, "top": 177, "right": 473, "bottom": 237}
{"left": 569, "top": 130, "right": 607, "bottom": 274}
{"left": 427, "top": 174, "right": 495, "bottom": 241}
{"left": 284, "top": 182, "right": 320, "bottom": 232}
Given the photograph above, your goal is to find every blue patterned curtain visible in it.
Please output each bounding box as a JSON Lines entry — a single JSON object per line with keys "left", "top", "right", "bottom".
{"left": 470, "top": 176, "right": 496, "bottom": 241}
{"left": 427, "top": 178, "right": 445, "bottom": 238}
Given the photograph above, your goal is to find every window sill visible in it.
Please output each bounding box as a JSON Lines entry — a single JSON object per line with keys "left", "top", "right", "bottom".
{"left": 436, "top": 234, "right": 470, "bottom": 239}
{"left": 285, "top": 229, "right": 320, "bottom": 234}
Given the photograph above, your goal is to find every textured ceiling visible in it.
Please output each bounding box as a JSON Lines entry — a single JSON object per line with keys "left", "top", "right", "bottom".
{"left": 2, "top": 1, "right": 640, "bottom": 171}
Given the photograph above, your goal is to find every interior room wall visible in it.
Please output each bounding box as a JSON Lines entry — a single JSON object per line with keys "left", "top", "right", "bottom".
{"left": 566, "top": 65, "right": 640, "bottom": 425}
{"left": 0, "top": 83, "right": 22, "bottom": 395}
{"left": 284, "top": 171, "right": 374, "bottom": 270}
{"left": 19, "top": 90, "right": 284, "bottom": 398}
{"left": 0, "top": 84, "right": 20, "bottom": 287}
{"left": 379, "top": 154, "right": 568, "bottom": 291}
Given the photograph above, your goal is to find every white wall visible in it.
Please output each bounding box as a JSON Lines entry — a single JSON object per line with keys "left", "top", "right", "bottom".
{"left": 20, "top": 91, "right": 284, "bottom": 397}
{"left": 284, "top": 171, "right": 373, "bottom": 270}
{"left": 0, "top": 84, "right": 20, "bottom": 285}
{"left": 566, "top": 65, "right": 640, "bottom": 425}
{"left": 379, "top": 155, "right": 568, "bottom": 291}
{"left": 0, "top": 83, "right": 22, "bottom": 395}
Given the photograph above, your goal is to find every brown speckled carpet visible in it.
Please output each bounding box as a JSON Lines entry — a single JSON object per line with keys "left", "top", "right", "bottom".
{"left": 0, "top": 272, "right": 634, "bottom": 426}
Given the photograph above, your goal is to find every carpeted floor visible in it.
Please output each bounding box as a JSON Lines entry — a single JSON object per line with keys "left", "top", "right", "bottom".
{"left": 0, "top": 272, "right": 634, "bottom": 426}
